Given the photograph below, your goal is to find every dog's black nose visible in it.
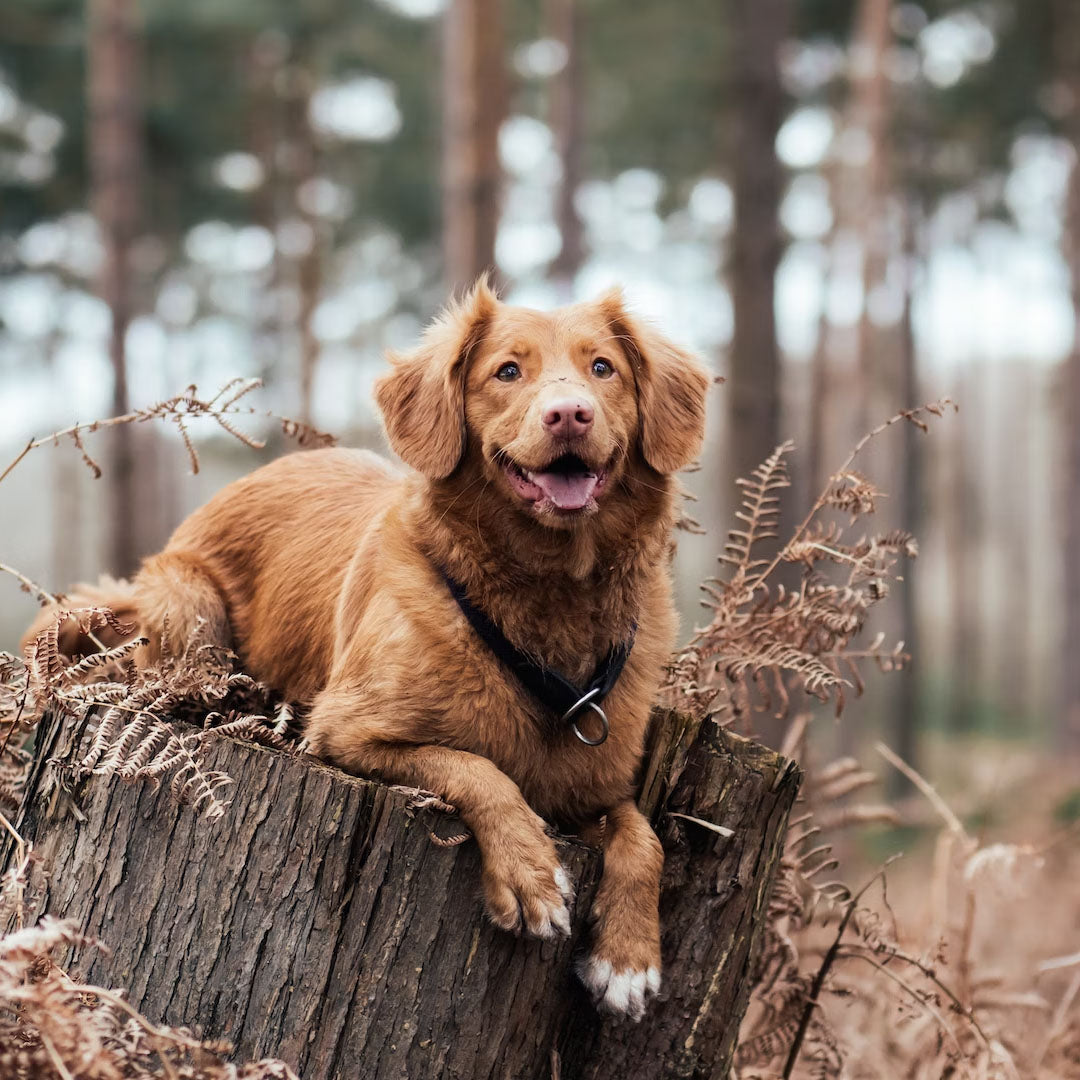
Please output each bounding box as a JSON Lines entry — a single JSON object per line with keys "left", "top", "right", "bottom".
{"left": 542, "top": 397, "right": 594, "bottom": 438}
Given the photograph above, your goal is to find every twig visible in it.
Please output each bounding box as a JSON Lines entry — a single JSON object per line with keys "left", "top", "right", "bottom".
{"left": 748, "top": 400, "right": 955, "bottom": 597}
{"left": 1034, "top": 964, "right": 1080, "bottom": 1072}
{"left": 841, "top": 940, "right": 993, "bottom": 1047}
{"left": 39, "top": 1031, "right": 75, "bottom": 1080}
{"left": 0, "top": 378, "right": 336, "bottom": 487}
{"left": 782, "top": 861, "right": 896, "bottom": 1078}
{"left": 668, "top": 811, "right": 735, "bottom": 838}
{"left": 835, "top": 947, "right": 964, "bottom": 1055}
{"left": 0, "top": 562, "right": 59, "bottom": 606}
{"left": 875, "top": 742, "right": 969, "bottom": 841}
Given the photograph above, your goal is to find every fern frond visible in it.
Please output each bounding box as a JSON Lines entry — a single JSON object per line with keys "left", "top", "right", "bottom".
{"left": 718, "top": 441, "right": 794, "bottom": 586}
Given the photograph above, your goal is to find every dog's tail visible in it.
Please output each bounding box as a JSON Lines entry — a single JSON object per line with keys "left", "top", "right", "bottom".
{"left": 19, "top": 576, "right": 142, "bottom": 661}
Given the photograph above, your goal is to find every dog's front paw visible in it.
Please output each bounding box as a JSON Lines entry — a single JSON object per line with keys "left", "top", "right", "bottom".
{"left": 579, "top": 954, "right": 661, "bottom": 1021}
{"left": 481, "top": 827, "right": 574, "bottom": 941}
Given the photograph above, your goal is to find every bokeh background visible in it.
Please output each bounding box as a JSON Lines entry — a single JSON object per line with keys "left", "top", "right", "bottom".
{"left": 1, "top": 0, "right": 1078, "bottom": 813}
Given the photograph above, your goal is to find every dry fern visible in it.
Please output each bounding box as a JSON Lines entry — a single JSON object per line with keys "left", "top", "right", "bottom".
{"left": 0, "top": 378, "right": 336, "bottom": 487}
{"left": 662, "top": 401, "right": 954, "bottom": 730}
{"left": 0, "top": 608, "right": 305, "bottom": 822}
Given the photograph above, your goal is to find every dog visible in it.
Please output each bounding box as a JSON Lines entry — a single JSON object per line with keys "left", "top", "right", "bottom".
{"left": 24, "top": 279, "right": 711, "bottom": 1020}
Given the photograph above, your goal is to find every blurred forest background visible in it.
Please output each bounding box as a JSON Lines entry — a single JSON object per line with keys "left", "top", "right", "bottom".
{"left": 1, "top": 0, "right": 1078, "bottom": 807}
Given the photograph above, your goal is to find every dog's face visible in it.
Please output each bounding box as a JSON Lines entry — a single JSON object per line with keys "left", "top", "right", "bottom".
{"left": 376, "top": 279, "right": 711, "bottom": 529}
{"left": 463, "top": 303, "right": 639, "bottom": 518}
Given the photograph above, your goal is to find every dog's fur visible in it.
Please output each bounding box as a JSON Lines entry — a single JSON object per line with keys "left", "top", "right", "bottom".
{"left": 24, "top": 280, "right": 711, "bottom": 1019}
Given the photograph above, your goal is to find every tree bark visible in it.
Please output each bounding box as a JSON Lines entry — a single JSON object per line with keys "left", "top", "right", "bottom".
{"left": 947, "top": 366, "right": 981, "bottom": 733}
{"left": 729, "top": 0, "right": 787, "bottom": 491}
{"left": 892, "top": 196, "right": 922, "bottom": 783}
{"left": 9, "top": 707, "right": 798, "bottom": 1080}
{"left": 87, "top": 0, "right": 142, "bottom": 577}
{"left": 848, "top": 0, "right": 893, "bottom": 442}
{"left": 442, "top": 0, "right": 506, "bottom": 293}
{"left": 1058, "top": 0, "right": 1080, "bottom": 752}
{"left": 547, "top": 0, "right": 584, "bottom": 294}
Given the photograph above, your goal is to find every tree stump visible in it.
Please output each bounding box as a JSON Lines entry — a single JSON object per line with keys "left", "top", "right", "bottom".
{"left": 8, "top": 707, "right": 799, "bottom": 1080}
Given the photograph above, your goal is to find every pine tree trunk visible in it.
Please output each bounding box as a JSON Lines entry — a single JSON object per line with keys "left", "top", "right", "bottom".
{"left": 547, "top": 0, "right": 584, "bottom": 294}
{"left": 8, "top": 708, "right": 798, "bottom": 1080}
{"left": 729, "top": 0, "right": 787, "bottom": 491}
{"left": 87, "top": 0, "right": 142, "bottom": 577}
{"left": 947, "top": 367, "right": 981, "bottom": 733}
{"left": 1058, "top": 0, "right": 1080, "bottom": 753}
{"left": 442, "top": 0, "right": 506, "bottom": 292}
{"left": 848, "top": 0, "right": 893, "bottom": 442}
{"left": 893, "top": 197, "right": 922, "bottom": 782}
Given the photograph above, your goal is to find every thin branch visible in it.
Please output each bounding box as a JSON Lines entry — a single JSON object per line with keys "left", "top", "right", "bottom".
{"left": 875, "top": 741, "right": 969, "bottom": 841}
{"left": 782, "top": 862, "right": 896, "bottom": 1078}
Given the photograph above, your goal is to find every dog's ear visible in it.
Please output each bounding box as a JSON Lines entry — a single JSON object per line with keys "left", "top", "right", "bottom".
{"left": 375, "top": 277, "right": 498, "bottom": 479}
{"left": 599, "top": 289, "right": 711, "bottom": 474}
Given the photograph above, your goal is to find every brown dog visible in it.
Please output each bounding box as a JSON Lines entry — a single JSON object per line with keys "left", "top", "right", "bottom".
{"left": 26, "top": 280, "right": 710, "bottom": 1019}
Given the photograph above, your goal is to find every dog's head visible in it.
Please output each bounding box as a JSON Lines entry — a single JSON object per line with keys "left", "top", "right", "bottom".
{"left": 375, "top": 278, "right": 710, "bottom": 528}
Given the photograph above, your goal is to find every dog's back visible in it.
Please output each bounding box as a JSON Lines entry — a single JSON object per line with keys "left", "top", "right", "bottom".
{"left": 22, "top": 448, "right": 403, "bottom": 702}
{"left": 138, "top": 447, "right": 403, "bottom": 699}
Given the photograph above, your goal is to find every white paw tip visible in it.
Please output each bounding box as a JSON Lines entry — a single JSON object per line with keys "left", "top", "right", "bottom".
{"left": 551, "top": 902, "right": 572, "bottom": 937}
{"left": 533, "top": 918, "right": 557, "bottom": 941}
{"left": 602, "top": 970, "right": 634, "bottom": 1014}
{"left": 579, "top": 958, "right": 661, "bottom": 1019}
{"left": 579, "top": 957, "right": 612, "bottom": 995}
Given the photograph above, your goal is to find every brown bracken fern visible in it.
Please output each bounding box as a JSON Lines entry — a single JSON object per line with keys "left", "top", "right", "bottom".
{"left": 661, "top": 401, "right": 951, "bottom": 727}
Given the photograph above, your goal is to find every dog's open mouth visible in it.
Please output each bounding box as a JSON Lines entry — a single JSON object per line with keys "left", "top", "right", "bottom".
{"left": 502, "top": 453, "right": 608, "bottom": 512}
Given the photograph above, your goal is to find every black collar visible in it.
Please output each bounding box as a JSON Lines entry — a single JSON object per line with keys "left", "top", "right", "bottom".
{"left": 440, "top": 570, "right": 636, "bottom": 746}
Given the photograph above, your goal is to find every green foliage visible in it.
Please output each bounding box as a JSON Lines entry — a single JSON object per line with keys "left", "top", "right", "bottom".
{"left": 1053, "top": 786, "right": 1080, "bottom": 824}
{"left": 1, "top": 0, "right": 443, "bottom": 240}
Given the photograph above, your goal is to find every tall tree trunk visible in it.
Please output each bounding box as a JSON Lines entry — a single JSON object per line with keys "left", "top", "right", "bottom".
{"left": 547, "top": 0, "right": 584, "bottom": 296}
{"left": 249, "top": 32, "right": 286, "bottom": 386}
{"left": 807, "top": 234, "right": 835, "bottom": 503}
{"left": 892, "top": 197, "right": 921, "bottom": 780}
{"left": 729, "top": 0, "right": 787, "bottom": 490}
{"left": 947, "top": 366, "right": 980, "bottom": 733}
{"left": 282, "top": 50, "right": 321, "bottom": 428}
{"left": 442, "top": 0, "right": 506, "bottom": 293}
{"left": 848, "top": 0, "right": 894, "bottom": 442}
{"left": 730, "top": 0, "right": 789, "bottom": 750}
{"left": 48, "top": 332, "right": 82, "bottom": 589}
{"left": 9, "top": 708, "right": 799, "bottom": 1080}
{"left": 995, "top": 368, "right": 1032, "bottom": 725}
{"left": 1059, "top": 0, "right": 1080, "bottom": 752}
{"left": 87, "top": 0, "right": 142, "bottom": 576}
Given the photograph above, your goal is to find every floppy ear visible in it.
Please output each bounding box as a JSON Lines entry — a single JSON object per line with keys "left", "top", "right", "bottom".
{"left": 599, "top": 289, "right": 711, "bottom": 474}
{"left": 375, "top": 277, "right": 498, "bottom": 479}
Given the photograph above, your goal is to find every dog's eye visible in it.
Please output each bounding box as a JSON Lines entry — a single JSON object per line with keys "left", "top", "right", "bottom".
{"left": 591, "top": 358, "right": 614, "bottom": 379}
{"left": 496, "top": 362, "right": 521, "bottom": 382}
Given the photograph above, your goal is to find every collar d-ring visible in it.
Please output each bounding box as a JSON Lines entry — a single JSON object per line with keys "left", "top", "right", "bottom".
{"left": 561, "top": 688, "right": 610, "bottom": 746}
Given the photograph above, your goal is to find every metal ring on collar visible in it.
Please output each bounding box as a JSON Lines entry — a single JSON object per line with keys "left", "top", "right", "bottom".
{"left": 561, "top": 688, "right": 610, "bottom": 746}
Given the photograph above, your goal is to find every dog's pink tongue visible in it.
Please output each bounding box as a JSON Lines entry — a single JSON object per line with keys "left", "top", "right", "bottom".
{"left": 530, "top": 470, "right": 599, "bottom": 510}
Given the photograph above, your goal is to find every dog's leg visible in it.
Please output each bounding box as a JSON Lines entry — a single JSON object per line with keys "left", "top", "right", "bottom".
{"left": 134, "top": 550, "right": 231, "bottom": 660}
{"left": 307, "top": 693, "right": 573, "bottom": 940}
{"left": 579, "top": 799, "right": 663, "bottom": 1021}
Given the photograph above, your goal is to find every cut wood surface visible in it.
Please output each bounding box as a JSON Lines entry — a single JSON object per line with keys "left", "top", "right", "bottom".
{"left": 9, "top": 708, "right": 799, "bottom": 1080}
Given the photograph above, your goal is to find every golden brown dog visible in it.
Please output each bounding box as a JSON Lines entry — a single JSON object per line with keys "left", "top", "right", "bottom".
{"left": 26, "top": 280, "right": 710, "bottom": 1019}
